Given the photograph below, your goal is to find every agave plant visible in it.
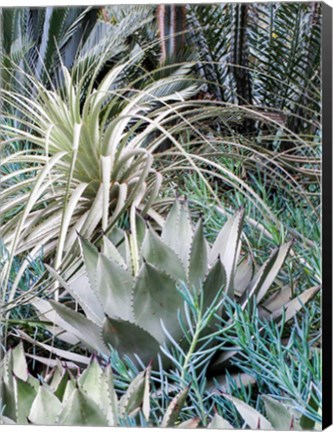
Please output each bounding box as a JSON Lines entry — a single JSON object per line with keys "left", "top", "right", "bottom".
{"left": 29, "top": 200, "right": 318, "bottom": 368}
{"left": 0, "top": 343, "right": 193, "bottom": 427}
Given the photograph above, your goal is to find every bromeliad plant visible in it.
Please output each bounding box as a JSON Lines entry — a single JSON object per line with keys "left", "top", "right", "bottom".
{"left": 30, "top": 200, "right": 318, "bottom": 368}
{"left": 1, "top": 59, "right": 199, "bottom": 302}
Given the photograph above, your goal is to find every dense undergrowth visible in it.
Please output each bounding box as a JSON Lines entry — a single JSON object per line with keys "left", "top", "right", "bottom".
{"left": 0, "top": 3, "right": 322, "bottom": 428}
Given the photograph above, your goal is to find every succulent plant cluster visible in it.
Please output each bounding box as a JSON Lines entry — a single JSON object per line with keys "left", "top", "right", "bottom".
{"left": 30, "top": 199, "right": 318, "bottom": 368}
{"left": 0, "top": 343, "right": 189, "bottom": 426}
{"left": 1, "top": 343, "right": 316, "bottom": 429}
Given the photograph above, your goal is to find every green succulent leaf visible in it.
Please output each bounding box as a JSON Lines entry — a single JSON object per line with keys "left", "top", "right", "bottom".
{"left": 27, "top": 375, "right": 40, "bottom": 393}
{"left": 176, "top": 200, "right": 194, "bottom": 269}
{"left": 299, "top": 385, "right": 319, "bottom": 430}
{"left": 162, "top": 200, "right": 182, "bottom": 248}
{"left": 141, "top": 229, "right": 186, "bottom": 281}
{"left": 62, "top": 373, "right": 76, "bottom": 403}
{"left": 224, "top": 395, "right": 273, "bottom": 430}
{"left": 3, "top": 348, "right": 13, "bottom": 387}
{"left": 103, "top": 235, "right": 127, "bottom": 269}
{"left": 78, "top": 356, "right": 103, "bottom": 407}
{"left": 161, "top": 200, "right": 193, "bottom": 268}
{"left": 57, "top": 388, "right": 109, "bottom": 426}
{"left": 54, "top": 369, "right": 73, "bottom": 402}
{"left": 49, "top": 363, "right": 64, "bottom": 390}
{"left": 208, "top": 413, "right": 233, "bottom": 429}
{"left": 119, "top": 369, "right": 146, "bottom": 417}
{"left": 188, "top": 218, "right": 209, "bottom": 292}
{"left": 12, "top": 342, "right": 28, "bottom": 382}
{"left": 234, "top": 257, "right": 254, "bottom": 297}
{"left": 161, "top": 386, "right": 190, "bottom": 428}
{"left": 49, "top": 300, "right": 108, "bottom": 355}
{"left": 242, "top": 241, "right": 293, "bottom": 309}
{"left": 133, "top": 261, "right": 184, "bottom": 344}
{"left": 100, "top": 364, "right": 118, "bottom": 426}
{"left": 143, "top": 364, "right": 151, "bottom": 421}
{"left": 28, "top": 385, "right": 62, "bottom": 425}
{"left": 96, "top": 253, "right": 133, "bottom": 321}
{"left": 78, "top": 235, "right": 99, "bottom": 292}
{"left": 262, "top": 395, "right": 300, "bottom": 430}
{"left": 262, "top": 284, "right": 292, "bottom": 313}
{"left": 103, "top": 315, "right": 160, "bottom": 365}
{"left": 1, "top": 378, "right": 16, "bottom": 422}
{"left": 282, "top": 286, "right": 320, "bottom": 323}
{"left": 203, "top": 259, "right": 227, "bottom": 312}
{"left": 209, "top": 208, "right": 244, "bottom": 289}
{"left": 14, "top": 376, "right": 37, "bottom": 424}
{"left": 135, "top": 213, "right": 147, "bottom": 250}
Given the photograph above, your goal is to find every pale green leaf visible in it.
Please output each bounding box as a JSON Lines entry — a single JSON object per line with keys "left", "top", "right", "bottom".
{"left": 242, "top": 242, "right": 293, "bottom": 310}
{"left": 14, "top": 376, "right": 37, "bottom": 424}
{"left": 78, "top": 235, "right": 99, "bottom": 293}
{"left": 57, "top": 388, "right": 108, "bottom": 426}
{"left": 224, "top": 395, "right": 273, "bottom": 429}
{"left": 96, "top": 253, "right": 133, "bottom": 321}
{"left": 28, "top": 385, "right": 62, "bottom": 425}
{"left": 141, "top": 229, "right": 186, "bottom": 282}
{"left": 78, "top": 356, "right": 103, "bottom": 407}
{"left": 178, "top": 417, "right": 200, "bottom": 428}
{"left": 12, "top": 342, "right": 28, "bottom": 382}
{"left": 273, "top": 286, "right": 320, "bottom": 322}
{"left": 102, "top": 235, "right": 127, "bottom": 269}
{"left": 100, "top": 364, "right": 118, "bottom": 426}
{"left": 133, "top": 262, "right": 183, "bottom": 344}
{"left": 209, "top": 208, "right": 244, "bottom": 289}
{"left": 143, "top": 364, "right": 151, "bottom": 421}
{"left": 103, "top": 316, "right": 160, "bottom": 366}
{"left": 119, "top": 370, "right": 146, "bottom": 417}
{"left": 161, "top": 386, "right": 190, "bottom": 428}
{"left": 262, "top": 395, "right": 299, "bottom": 430}
{"left": 208, "top": 413, "right": 233, "bottom": 429}
{"left": 203, "top": 259, "right": 227, "bottom": 311}
{"left": 234, "top": 257, "right": 254, "bottom": 297}
{"left": 188, "top": 218, "right": 209, "bottom": 292}
{"left": 49, "top": 300, "right": 108, "bottom": 355}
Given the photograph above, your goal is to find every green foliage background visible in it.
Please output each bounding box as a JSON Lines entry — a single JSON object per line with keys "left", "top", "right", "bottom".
{"left": 0, "top": 3, "right": 322, "bottom": 428}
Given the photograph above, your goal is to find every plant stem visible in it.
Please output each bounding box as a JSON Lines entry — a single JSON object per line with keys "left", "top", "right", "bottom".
{"left": 180, "top": 309, "right": 202, "bottom": 382}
